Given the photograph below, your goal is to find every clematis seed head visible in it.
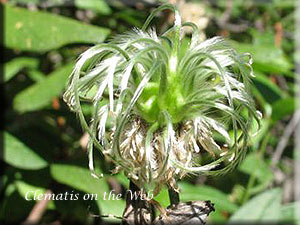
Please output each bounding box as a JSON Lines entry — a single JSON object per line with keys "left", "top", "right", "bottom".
{"left": 63, "top": 4, "right": 260, "bottom": 195}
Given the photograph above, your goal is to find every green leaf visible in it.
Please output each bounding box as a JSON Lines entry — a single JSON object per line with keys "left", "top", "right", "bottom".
{"left": 13, "top": 63, "right": 74, "bottom": 113}
{"left": 179, "top": 182, "right": 238, "bottom": 213}
{"left": 252, "top": 119, "right": 270, "bottom": 149}
{"left": 229, "top": 188, "right": 282, "bottom": 222}
{"left": 27, "top": 69, "right": 45, "bottom": 82}
{"left": 214, "top": 0, "right": 294, "bottom": 8}
{"left": 75, "top": 0, "right": 111, "bottom": 15}
{"left": 272, "top": 98, "right": 297, "bottom": 122}
{"left": 2, "top": 132, "right": 48, "bottom": 170}
{"left": 50, "top": 164, "right": 125, "bottom": 218}
{"left": 5, "top": 4, "right": 110, "bottom": 52}
{"left": 239, "top": 153, "right": 273, "bottom": 184}
{"left": 16, "top": 180, "right": 45, "bottom": 199}
{"left": 51, "top": 164, "right": 108, "bottom": 199}
{"left": 15, "top": 180, "right": 55, "bottom": 209}
{"left": 4, "top": 57, "right": 39, "bottom": 82}
{"left": 272, "top": 0, "right": 294, "bottom": 8}
{"left": 154, "top": 186, "right": 170, "bottom": 208}
{"left": 239, "top": 153, "right": 274, "bottom": 195}
{"left": 231, "top": 35, "right": 292, "bottom": 76}
{"left": 252, "top": 72, "right": 283, "bottom": 104}
{"left": 280, "top": 201, "right": 300, "bottom": 224}
{"left": 10, "top": 0, "right": 111, "bottom": 15}
{"left": 10, "top": 0, "right": 39, "bottom": 4}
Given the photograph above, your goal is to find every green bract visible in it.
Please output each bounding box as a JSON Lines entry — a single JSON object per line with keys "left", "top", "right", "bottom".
{"left": 63, "top": 4, "right": 261, "bottom": 194}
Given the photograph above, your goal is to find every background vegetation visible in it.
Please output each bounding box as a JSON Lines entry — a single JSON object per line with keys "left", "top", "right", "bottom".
{"left": 1, "top": 0, "right": 299, "bottom": 224}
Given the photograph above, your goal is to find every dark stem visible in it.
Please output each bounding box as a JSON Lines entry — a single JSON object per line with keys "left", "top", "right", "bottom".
{"left": 122, "top": 180, "right": 154, "bottom": 225}
{"left": 128, "top": 181, "right": 141, "bottom": 204}
{"left": 122, "top": 181, "right": 214, "bottom": 225}
{"left": 168, "top": 188, "right": 180, "bottom": 206}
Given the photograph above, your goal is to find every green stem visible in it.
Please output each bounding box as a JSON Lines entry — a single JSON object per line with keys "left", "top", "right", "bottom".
{"left": 241, "top": 132, "right": 271, "bottom": 204}
{"left": 241, "top": 171, "right": 256, "bottom": 204}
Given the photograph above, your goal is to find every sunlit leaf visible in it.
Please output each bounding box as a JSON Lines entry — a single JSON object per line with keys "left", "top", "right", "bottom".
{"left": 10, "top": 0, "right": 111, "bottom": 15}
{"left": 239, "top": 153, "right": 273, "bottom": 183}
{"left": 280, "top": 201, "right": 300, "bottom": 224}
{"left": 15, "top": 180, "right": 55, "bottom": 209}
{"left": 179, "top": 182, "right": 238, "bottom": 213}
{"left": 239, "top": 153, "right": 274, "bottom": 194}
{"left": 51, "top": 164, "right": 108, "bottom": 199}
{"left": 13, "top": 63, "right": 74, "bottom": 113}
{"left": 75, "top": 0, "right": 111, "bottom": 15}
{"left": 229, "top": 188, "right": 282, "bottom": 222}
{"left": 154, "top": 186, "right": 169, "bottom": 208}
{"left": 2, "top": 132, "right": 48, "bottom": 170}
{"left": 9, "top": 0, "right": 39, "bottom": 4}
{"left": 231, "top": 34, "right": 292, "bottom": 76}
{"left": 4, "top": 57, "right": 39, "bottom": 82}
{"left": 50, "top": 164, "right": 125, "bottom": 218}
{"left": 5, "top": 4, "right": 110, "bottom": 52}
{"left": 27, "top": 69, "right": 45, "bottom": 82}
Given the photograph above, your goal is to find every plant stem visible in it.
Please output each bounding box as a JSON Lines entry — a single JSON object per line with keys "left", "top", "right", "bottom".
{"left": 122, "top": 180, "right": 154, "bottom": 225}
{"left": 241, "top": 132, "right": 271, "bottom": 204}
{"left": 168, "top": 188, "right": 180, "bottom": 206}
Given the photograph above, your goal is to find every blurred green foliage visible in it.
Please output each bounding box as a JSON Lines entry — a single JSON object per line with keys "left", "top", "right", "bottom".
{"left": 2, "top": 0, "right": 299, "bottom": 224}
{"left": 5, "top": 4, "right": 110, "bottom": 52}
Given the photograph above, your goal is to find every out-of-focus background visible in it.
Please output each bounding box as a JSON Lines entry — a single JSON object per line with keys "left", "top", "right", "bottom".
{"left": 1, "top": 0, "right": 299, "bottom": 224}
